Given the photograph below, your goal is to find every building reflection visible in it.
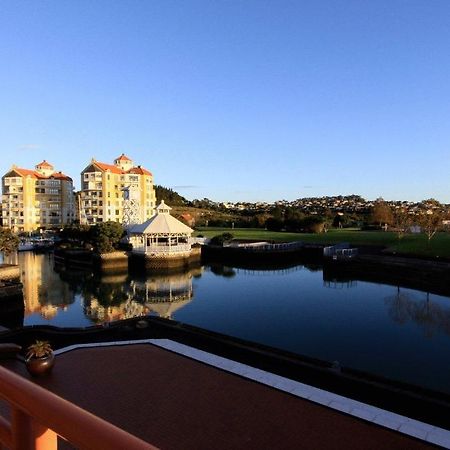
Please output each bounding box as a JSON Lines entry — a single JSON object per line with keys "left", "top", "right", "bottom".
{"left": 83, "top": 267, "right": 203, "bottom": 323}
{"left": 5, "top": 252, "right": 74, "bottom": 321}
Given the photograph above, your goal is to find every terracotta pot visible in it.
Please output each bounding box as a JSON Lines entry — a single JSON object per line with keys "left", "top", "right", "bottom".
{"left": 26, "top": 353, "right": 55, "bottom": 376}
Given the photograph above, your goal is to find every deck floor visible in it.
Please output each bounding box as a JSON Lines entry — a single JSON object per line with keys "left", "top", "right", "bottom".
{"left": 0, "top": 343, "right": 437, "bottom": 449}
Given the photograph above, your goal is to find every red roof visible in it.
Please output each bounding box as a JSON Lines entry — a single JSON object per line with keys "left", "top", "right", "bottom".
{"left": 52, "top": 172, "right": 73, "bottom": 181}
{"left": 92, "top": 160, "right": 152, "bottom": 176}
{"left": 13, "top": 168, "right": 39, "bottom": 178}
{"left": 36, "top": 160, "right": 54, "bottom": 168}
{"left": 8, "top": 167, "right": 71, "bottom": 181}
{"left": 94, "top": 161, "right": 123, "bottom": 174}
{"left": 115, "top": 153, "right": 132, "bottom": 162}
{"left": 128, "top": 166, "right": 152, "bottom": 176}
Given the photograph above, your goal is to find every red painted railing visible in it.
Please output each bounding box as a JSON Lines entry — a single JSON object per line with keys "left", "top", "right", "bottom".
{"left": 0, "top": 365, "right": 157, "bottom": 450}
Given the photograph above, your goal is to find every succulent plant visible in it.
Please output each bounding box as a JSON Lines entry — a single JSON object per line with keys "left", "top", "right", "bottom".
{"left": 26, "top": 340, "right": 53, "bottom": 359}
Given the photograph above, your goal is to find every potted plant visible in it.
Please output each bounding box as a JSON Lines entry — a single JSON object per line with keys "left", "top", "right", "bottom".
{"left": 25, "top": 340, "right": 55, "bottom": 376}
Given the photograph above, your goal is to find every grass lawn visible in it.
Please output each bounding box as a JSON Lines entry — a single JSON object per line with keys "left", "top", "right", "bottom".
{"left": 194, "top": 227, "right": 450, "bottom": 259}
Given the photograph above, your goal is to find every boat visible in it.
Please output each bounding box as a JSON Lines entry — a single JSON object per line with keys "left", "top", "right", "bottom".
{"left": 18, "top": 240, "right": 34, "bottom": 252}
{"left": 32, "top": 238, "right": 55, "bottom": 252}
{"left": 18, "top": 237, "right": 55, "bottom": 252}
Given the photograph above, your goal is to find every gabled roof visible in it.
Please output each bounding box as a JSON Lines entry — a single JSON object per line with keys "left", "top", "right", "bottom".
{"left": 128, "top": 166, "right": 152, "bottom": 176}
{"left": 85, "top": 159, "right": 152, "bottom": 176}
{"left": 93, "top": 161, "right": 123, "bottom": 174}
{"left": 130, "top": 201, "right": 193, "bottom": 235}
{"left": 36, "top": 160, "right": 54, "bottom": 168}
{"left": 51, "top": 171, "right": 73, "bottom": 181}
{"left": 115, "top": 153, "right": 132, "bottom": 161}
{"left": 3, "top": 166, "right": 72, "bottom": 181}
{"left": 12, "top": 168, "right": 39, "bottom": 178}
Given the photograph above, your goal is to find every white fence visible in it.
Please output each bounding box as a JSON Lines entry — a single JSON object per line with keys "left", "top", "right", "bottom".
{"left": 133, "top": 244, "right": 192, "bottom": 255}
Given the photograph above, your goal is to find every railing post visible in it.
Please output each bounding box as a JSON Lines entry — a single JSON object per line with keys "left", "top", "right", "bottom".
{"left": 11, "top": 408, "right": 57, "bottom": 450}
{"left": 11, "top": 407, "right": 33, "bottom": 450}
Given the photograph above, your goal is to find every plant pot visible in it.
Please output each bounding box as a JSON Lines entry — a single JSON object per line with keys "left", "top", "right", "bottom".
{"left": 26, "top": 353, "right": 55, "bottom": 376}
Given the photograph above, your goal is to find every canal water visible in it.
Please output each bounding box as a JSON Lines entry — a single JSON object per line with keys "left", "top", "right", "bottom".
{"left": 2, "top": 251, "right": 450, "bottom": 394}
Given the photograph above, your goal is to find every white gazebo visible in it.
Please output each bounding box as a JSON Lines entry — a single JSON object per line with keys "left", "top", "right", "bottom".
{"left": 128, "top": 201, "right": 194, "bottom": 256}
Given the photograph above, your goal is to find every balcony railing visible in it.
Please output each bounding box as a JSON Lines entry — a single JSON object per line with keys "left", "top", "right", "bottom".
{"left": 0, "top": 364, "right": 155, "bottom": 450}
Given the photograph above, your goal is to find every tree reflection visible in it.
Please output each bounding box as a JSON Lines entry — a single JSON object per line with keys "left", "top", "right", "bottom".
{"left": 385, "top": 287, "right": 450, "bottom": 337}
{"left": 209, "top": 264, "right": 237, "bottom": 278}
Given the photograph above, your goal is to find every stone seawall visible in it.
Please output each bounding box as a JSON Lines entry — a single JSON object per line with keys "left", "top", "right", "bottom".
{"left": 93, "top": 251, "right": 129, "bottom": 272}
{"left": 56, "top": 247, "right": 202, "bottom": 274}
{"left": 0, "top": 265, "right": 20, "bottom": 282}
{"left": 130, "top": 247, "right": 202, "bottom": 273}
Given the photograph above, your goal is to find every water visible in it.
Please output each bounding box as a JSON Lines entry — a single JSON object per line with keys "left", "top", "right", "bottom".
{"left": 2, "top": 252, "right": 450, "bottom": 393}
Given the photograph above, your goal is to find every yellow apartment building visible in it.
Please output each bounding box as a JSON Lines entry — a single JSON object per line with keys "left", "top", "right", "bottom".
{"left": 79, "top": 154, "right": 156, "bottom": 225}
{"left": 1, "top": 160, "right": 75, "bottom": 232}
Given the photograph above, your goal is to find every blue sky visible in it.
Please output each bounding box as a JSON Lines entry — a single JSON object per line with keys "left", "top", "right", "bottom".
{"left": 0, "top": 0, "right": 449, "bottom": 203}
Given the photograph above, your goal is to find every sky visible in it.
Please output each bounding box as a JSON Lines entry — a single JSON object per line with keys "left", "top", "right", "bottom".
{"left": 0, "top": 0, "right": 449, "bottom": 203}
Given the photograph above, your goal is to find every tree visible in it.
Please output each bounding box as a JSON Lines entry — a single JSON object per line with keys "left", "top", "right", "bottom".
{"left": 371, "top": 201, "right": 393, "bottom": 229}
{"left": 265, "top": 217, "right": 283, "bottom": 232}
{"left": 0, "top": 229, "right": 19, "bottom": 255}
{"left": 89, "top": 221, "right": 125, "bottom": 253}
{"left": 209, "top": 233, "right": 234, "bottom": 246}
{"left": 419, "top": 210, "right": 442, "bottom": 242}
{"left": 301, "top": 216, "right": 326, "bottom": 233}
{"left": 332, "top": 214, "right": 347, "bottom": 228}
{"left": 154, "top": 185, "right": 189, "bottom": 206}
{"left": 60, "top": 224, "right": 91, "bottom": 245}
{"left": 392, "top": 207, "right": 412, "bottom": 239}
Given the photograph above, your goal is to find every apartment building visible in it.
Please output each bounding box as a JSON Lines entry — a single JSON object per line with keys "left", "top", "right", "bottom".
{"left": 79, "top": 154, "right": 156, "bottom": 225}
{"left": 1, "top": 161, "right": 75, "bottom": 232}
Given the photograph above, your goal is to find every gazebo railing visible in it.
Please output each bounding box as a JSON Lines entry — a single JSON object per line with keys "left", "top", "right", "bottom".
{"left": 139, "top": 244, "right": 191, "bottom": 254}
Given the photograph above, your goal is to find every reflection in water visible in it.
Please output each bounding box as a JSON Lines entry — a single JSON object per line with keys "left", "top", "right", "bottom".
{"left": 83, "top": 270, "right": 199, "bottom": 323}
{"left": 3, "top": 253, "right": 201, "bottom": 324}
{"left": 5, "top": 252, "right": 74, "bottom": 321}
{"left": 323, "top": 279, "right": 357, "bottom": 289}
{"left": 385, "top": 287, "right": 450, "bottom": 338}
{"left": 4, "top": 251, "right": 450, "bottom": 393}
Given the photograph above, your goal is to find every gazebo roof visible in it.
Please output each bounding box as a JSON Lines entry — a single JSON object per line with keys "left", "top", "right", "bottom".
{"left": 130, "top": 200, "right": 193, "bottom": 235}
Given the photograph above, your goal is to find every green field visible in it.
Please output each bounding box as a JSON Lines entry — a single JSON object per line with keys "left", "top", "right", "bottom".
{"left": 195, "top": 227, "right": 450, "bottom": 259}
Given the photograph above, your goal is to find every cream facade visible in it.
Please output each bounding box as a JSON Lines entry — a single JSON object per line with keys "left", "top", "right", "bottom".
{"left": 1, "top": 161, "right": 75, "bottom": 232}
{"left": 79, "top": 154, "right": 156, "bottom": 225}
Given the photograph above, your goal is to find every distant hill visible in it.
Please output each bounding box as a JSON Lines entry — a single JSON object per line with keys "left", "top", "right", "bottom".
{"left": 154, "top": 185, "right": 190, "bottom": 206}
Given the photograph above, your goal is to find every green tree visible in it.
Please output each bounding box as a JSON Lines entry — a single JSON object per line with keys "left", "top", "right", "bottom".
{"left": 265, "top": 217, "right": 283, "bottom": 232}
{"left": 419, "top": 210, "right": 442, "bottom": 242}
{"left": 371, "top": 201, "right": 393, "bottom": 228}
{"left": 0, "top": 229, "right": 19, "bottom": 254}
{"left": 301, "top": 216, "right": 326, "bottom": 233}
{"left": 392, "top": 207, "right": 412, "bottom": 239}
{"left": 89, "top": 221, "right": 125, "bottom": 253}
{"left": 209, "top": 232, "right": 234, "bottom": 246}
{"left": 154, "top": 185, "right": 189, "bottom": 206}
{"left": 60, "top": 224, "right": 91, "bottom": 245}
